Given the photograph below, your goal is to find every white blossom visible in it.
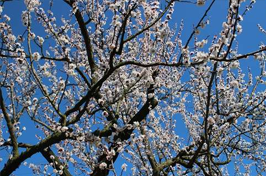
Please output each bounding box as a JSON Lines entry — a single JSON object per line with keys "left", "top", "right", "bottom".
{"left": 121, "top": 163, "right": 127, "bottom": 171}
{"left": 32, "top": 52, "right": 41, "bottom": 61}
{"left": 99, "top": 162, "right": 107, "bottom": 170}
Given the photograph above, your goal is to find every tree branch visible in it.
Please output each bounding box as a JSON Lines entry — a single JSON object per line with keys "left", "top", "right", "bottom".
{"left": 0, "top": 131, "right": 70, "bottom": 176}
{"left": 0, "top": 88, "right": 19, "bottom": 158}
{"left": 64, "top": 0, "right": 97, "bottom": 77}
{"left": 40, "top": 147, "right": 72, "bottom": 176}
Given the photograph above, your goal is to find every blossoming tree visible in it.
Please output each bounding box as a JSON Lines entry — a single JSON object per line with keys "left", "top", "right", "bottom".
{"left": 0, "top": 0, "right": 266, "bottom": 175}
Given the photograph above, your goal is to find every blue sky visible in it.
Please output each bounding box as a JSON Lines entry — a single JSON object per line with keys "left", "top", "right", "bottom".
{"left": 1, "top": 0, "right": 266, "bottom": 175}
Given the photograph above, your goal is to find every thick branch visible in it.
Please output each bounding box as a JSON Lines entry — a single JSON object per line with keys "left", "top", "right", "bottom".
{"left": 139, "top": 125, "right": 159, "bottom": 176}
{"left": 40, "top": 147, "right": 72, "bottom": 176}
{"left": 64, "top": 0, "right": 97, "bottom": 76}
{"left": 0, "top": 88, "right": 19, "bottom": 157}
{"left": 91, "top": 72, "right": 159, "bottom": 176}
{"left": 0, "top": 131, "right": 69, "bottom": 176}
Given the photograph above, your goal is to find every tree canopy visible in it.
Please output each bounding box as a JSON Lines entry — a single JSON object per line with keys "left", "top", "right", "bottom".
{"left": 0, "top": 0, "right": 266, "bottom": 175}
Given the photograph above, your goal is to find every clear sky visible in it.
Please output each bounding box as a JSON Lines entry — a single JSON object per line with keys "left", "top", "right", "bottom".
{"left": 1, "top": 0, "right": 266, "bottom": 175}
